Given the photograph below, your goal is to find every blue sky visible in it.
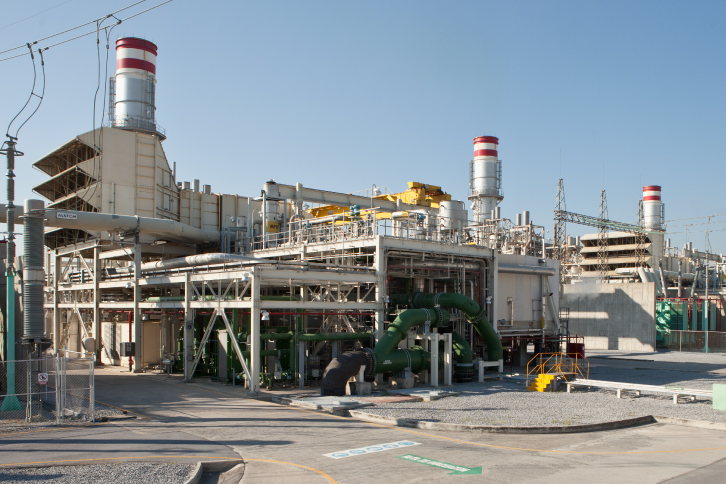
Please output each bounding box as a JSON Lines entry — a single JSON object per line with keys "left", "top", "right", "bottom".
{"left": 2, "top": 0, "right": 725, "bottom": 253}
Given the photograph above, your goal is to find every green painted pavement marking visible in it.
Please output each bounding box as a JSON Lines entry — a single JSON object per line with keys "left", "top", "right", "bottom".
{"left": 396, "top": 454, "right": 482, "bottom": 475}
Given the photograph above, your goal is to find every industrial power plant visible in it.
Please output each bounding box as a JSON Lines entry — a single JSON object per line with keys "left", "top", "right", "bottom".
{"left": 0, "top": 36, "right": 723, "bottom": 401}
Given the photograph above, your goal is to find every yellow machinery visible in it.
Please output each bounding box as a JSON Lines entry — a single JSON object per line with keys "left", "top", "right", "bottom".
{"left": 308, "top": 182, "right": 452, "bottom": 219}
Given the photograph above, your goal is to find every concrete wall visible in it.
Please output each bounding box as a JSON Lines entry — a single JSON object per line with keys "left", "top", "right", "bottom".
{"left": 497, "top": 254, "right": 559, "bottom": 331}
{"left": 561, "top": 281, "right": 656, "bottom": 352}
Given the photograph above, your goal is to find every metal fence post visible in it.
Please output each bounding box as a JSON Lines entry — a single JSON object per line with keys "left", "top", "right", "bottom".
{"left": 89, "top": 358, "right": 95, "bottom": 423}
{"left": 55, "top": 353, "right": 61, "bottom": 424}
{"left": 26, "top": 355, "right": 31, "bottom": 422}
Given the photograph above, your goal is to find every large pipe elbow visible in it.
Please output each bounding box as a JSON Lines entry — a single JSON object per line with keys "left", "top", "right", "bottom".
{"left": 320, "top": 351, "right": 369, "bottom": 396}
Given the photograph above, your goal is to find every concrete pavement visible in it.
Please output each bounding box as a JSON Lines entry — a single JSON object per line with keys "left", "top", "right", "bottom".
{"left": 2, "top": 367, "right": 726, "bottom": 483}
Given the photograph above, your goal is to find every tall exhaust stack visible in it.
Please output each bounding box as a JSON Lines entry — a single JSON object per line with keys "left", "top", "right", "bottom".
{"left": 109, "top": 37, "right": 165, "bottom": 139}
{"left": 642, "top": 185, "right": 663, "bottom": 230}
{"left": 468, "top": 136, "right": 502, "bottom": 223}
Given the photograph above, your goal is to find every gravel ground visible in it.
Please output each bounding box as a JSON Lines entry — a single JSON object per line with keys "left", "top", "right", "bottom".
{"left": 0, "top": 401, "right": 127, "bottom": 434}
{"left": 363, "top": 352, "right": 726, "bottom": 427}
{"left": 0, "top": 463, "right": 195, "bottom": 484}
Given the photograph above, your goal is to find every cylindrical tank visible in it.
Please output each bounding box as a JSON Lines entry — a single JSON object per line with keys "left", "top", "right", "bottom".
{"left": 439, "top": 200, "right": 467, "bottom": 232}
{"left": 515, "top": 213, "right": 522, "bottom": 226}
{"left": 469, "top": 136, "right": 502, "bottom": 222}
{"left": 264, "top": 181, "right": 280, "bottom": 233}
{"left": 523, "top": 211, "right": 530, "bottom": 225}
{"left": 112, "top": 37, "right": 163, "bottom": 138}
{"left": 495, "top": 207, "right": 501, "bottom": 219}
{"left": 193, "top": 179, "right": 200, "bottom": 192}
{"left": 643, "top": 185, "right": 662, "bottom": 230}
{"left": 203, "top": 184, "right": 211, "bottom": 195}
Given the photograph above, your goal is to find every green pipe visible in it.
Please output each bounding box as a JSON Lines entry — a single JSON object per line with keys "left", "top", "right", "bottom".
{"left": 259, "top": 332, "right": 293, "bottom": 341}
{"left": 374, "top": 308, "right": 449, "bottom": 357}
{"left": 451, "top": 331, "right": 473, "bottom": 365}
{"left": 392, "top": 292, "right": 502, "bottom": 361}
{"left": 298, "top": 332, "right": 372, "bottom": 342}
{"left": 373, "top": 346, "right": 432, "bottom": 373}
{"left": 367, "top": 307, "right": 449, "bottom": 374}
{"left": 1, "top": 269, "right": 21, "bottom": 411}
{"left": 241, "top": 349, "right": 290, "bottom": 358}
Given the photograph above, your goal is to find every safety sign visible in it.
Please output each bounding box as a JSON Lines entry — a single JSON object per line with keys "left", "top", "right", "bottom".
{"left": 38, "top": 373, "right": 48, "bottom": 385}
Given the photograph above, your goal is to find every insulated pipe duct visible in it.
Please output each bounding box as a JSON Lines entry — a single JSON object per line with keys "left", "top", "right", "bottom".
{"left": 21, "top": 199, "right": 46, "bottom": 340}
{"left": 140, "top": 253, "right": 260, "bottom": 272}
{"left": 0, "top": 205, "right": 220, "bottom": 244}
{"left": 614, "top": 267, "right": 695, "bottom": 281}
{"left": 498, "top": 263, "right": 556, "bottom": 276}
{"left": 392, "top": 292, "right": 502, "bottom": 361}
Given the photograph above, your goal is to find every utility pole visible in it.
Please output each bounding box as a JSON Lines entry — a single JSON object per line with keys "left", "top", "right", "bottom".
{"left": 0, "top": 136, "right": 22, "bottom": 411}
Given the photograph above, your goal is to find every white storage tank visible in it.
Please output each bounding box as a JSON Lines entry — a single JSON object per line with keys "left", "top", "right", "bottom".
{"left": 439, "top": 200, "right": 467, "bottom": 232}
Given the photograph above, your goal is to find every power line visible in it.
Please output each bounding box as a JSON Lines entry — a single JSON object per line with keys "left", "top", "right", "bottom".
{"left": 14, "top": 49, "right": 46, "bottom": 139}
{"left": 0, "top": 0, "right": 175, "bottom": 63}
{"left": 665, "top": 213, "right": 726, "bottom": 223}
{"left": 0, "top": 0, "right": 148, "bottom": 56}
{"left": 668, "top": 219, "right": 726, "bottom": 228}
{"left": 0, "top": 0, "right": 75, "bottom": 31}
{"left": 668, "top": 227, "right": 726, "bottom": 235}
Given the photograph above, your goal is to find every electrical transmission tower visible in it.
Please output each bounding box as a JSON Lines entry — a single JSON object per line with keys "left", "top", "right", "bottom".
{"left": 554, "top": 179, "right": 567, "bottom": 283}
{"left": 634, "top": 199, "right": 646, "bottom": 268}
{"left": 597, "top": 190, "right": 609, "bottom": 282}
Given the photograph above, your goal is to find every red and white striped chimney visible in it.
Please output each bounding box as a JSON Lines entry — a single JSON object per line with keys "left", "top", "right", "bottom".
{"left": 111, "top": 37, "right": 163, "bottom": 138}
{"left": 643, "top": 185, "right": 662, "bottom": 230}
{"left": 469, "top": 136, "right": 502, "bottom": 222}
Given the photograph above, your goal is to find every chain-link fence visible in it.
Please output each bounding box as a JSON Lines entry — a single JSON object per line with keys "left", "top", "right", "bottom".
{"left": 0, "top": 354, "right": 95, "bottom": 429}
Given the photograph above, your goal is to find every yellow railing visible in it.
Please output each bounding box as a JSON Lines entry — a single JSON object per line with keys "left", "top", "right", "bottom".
{"left": 526, "top": 352, "right": 589, "bottom": 387}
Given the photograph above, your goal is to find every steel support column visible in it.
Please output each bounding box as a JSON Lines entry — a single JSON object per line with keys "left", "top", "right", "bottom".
{"left": 249, "top": 267, "right": 261, "bottom": 395}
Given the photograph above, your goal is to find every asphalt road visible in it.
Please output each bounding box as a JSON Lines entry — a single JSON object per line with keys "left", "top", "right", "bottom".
{"left": 2, "top": 367, "right": 726, "bottom": 483}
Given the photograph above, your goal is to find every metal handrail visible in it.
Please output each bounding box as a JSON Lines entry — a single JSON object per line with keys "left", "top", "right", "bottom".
{"left": 526, "top": 352, "right": 589, "bottom": 387}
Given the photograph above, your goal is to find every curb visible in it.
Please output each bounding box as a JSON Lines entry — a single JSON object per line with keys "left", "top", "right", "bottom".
{"left": 183, "top": 459, "right": 243, "bottom": 484}
{"left": 653, "top": 416, "right": 726, "bottom": 432}
{"left": 348, "top": 410, "right": 656, "bottom": 434}
{"left": 270, "top": 396, "right": 371, "bottom": 416}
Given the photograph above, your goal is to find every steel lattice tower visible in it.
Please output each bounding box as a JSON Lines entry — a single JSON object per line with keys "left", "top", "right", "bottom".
{"left": 634, "top": 199, "right": 646, "bottom": 268}
{"left": 597, "top": 190, "right": 609, "bottom": 281}
{"left": 554, "top": 179, "right": 567, "bottom": 283}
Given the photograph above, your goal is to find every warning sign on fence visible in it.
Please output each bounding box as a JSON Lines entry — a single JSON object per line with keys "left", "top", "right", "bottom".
{"left": 38, "top": 373, "right": 48, "bottom": 385}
